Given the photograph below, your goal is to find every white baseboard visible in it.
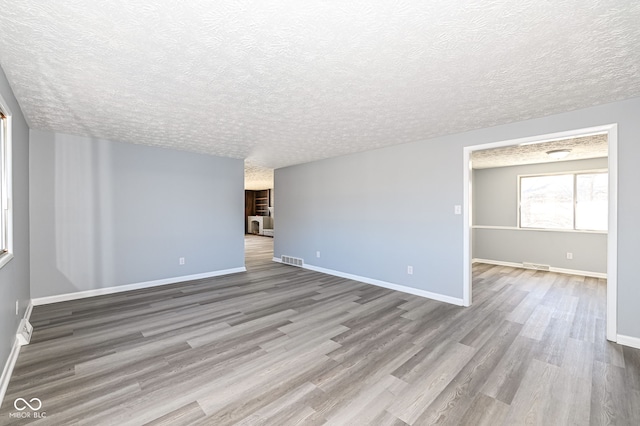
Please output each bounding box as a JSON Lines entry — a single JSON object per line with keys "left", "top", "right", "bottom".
{"left": 550, "top": 267, "right": 607, "bottom": 279}
{"left": 0, "top": 300, "right": 33, "bottom": 407}
{"left": 472, "top": 258, "right": 521, "bottom": 268}
{"left": 0, "top": 339, "right": 20, "bottom": 408}
{"left": 472, "top": 258, "right": 607, "bottom": 279}
{"left": 32, "top": 267, "right": 247, "bottom": 306}
{"left": 272, "top": 257, "right": 463, "bottom": 306}
{"left": 617, "top": 334, "right": 640, "bottom": 350}
{"left": 23, "top": 301, "right": 33, "bottom": 325}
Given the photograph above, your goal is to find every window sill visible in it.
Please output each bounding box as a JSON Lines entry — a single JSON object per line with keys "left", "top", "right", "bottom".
{"left": 472, "top": 225, "right": 607, "bottom": 235}
{"left": 0, "top": 252, "right": 14, "bottom": 270}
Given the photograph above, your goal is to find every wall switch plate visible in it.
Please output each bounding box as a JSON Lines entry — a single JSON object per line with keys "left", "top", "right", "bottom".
{"left": 407, "top": 266, "right": 413, "bottom": 275}
{"left": 179, "top": 257, "right": 185, "bottom": 265}
{"left": 454, "top": 205, "right": 462, "bottom": 215}
{"left": 316, "top": 251, "right": 320, "bottom": 258}
{"left": 566, "top": 252, "right": 573, "bottom": 260}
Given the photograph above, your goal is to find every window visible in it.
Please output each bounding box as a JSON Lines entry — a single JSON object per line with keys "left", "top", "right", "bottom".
{"left": 519, "top": 171, "right": 607, "bottom": 231}
{"left": 0, "top": 93, "right": 13, "bottom": 267}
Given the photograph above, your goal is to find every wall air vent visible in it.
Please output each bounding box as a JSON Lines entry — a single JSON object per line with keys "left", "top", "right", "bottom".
{"left": 522, "top": 262, "right": 550, "bottom": 271}
{"left": 281, "top": 255, "right": 304, "bottom": 267}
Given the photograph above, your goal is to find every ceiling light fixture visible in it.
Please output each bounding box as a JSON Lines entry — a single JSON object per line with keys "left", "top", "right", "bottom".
{"left": 546, "top": 149, "right": 571, "bottom": 160}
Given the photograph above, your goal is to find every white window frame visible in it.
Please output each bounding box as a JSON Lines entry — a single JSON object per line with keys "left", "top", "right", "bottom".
{"left": 0, "top": 93, "right": 13, "bottom": 269}
{"left": 517, "top": 168, "right": 608, "bottom": 232}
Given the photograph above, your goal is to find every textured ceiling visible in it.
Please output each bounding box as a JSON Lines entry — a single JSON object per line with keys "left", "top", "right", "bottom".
{"left": 471, "top": 133, "right": 608, "bottom": 169}
{"left": 244, "top": 164, "right": 274, "bottom": 191}
{"left": 1, "top": 1, "right": 639, "bottom": 189}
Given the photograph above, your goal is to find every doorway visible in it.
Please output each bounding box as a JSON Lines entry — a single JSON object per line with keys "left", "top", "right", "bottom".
{"left": 463, "top": 124, "right": 618, "bottom": 341}
{"left": 244, "top": 188, "right": 275, "bottom": 269}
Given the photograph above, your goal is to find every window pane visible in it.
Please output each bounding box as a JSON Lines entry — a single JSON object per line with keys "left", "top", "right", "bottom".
{"left": 520, "top": 174, "right": 573, "bottom": 229}
{"left": 576, "top": 173, "right": 608, "bottom": 231}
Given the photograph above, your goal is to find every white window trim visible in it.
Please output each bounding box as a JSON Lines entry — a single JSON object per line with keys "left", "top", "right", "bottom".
{"left": 517, "top": 168, "right": 608, "bottom": 232}
{"left": 472, "top": 225, "right": 607, "bottom": 235}
{"left": 0, "top": 93, "right": 14, "bottom": 269}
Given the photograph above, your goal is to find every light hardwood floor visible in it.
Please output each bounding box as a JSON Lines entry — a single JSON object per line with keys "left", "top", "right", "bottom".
{"left": 1, "top": 235, "right": 638, "bottom": 425}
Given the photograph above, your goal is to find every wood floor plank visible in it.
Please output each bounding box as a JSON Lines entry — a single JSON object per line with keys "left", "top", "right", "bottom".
{"left": 386, "top": 342, "right": 475, "bottom": 424}
{"left": 481, "top": 335, "right": 537, "bottom": 405}
{"left": 622, "top": 345, "right": 640, "bottom": 392}
{"left": 519, "top": 304, "right": 554, "bottom": 340}
{"left": 590, "top": 360, "right": 632, "bottom": 425}
{"left": 323, "top": 375, "right": 399, "bottom": 425}
{"left": 501, "top": 359, "right": 560, "bottom": 426}
{"left": 144, "top": 401, "right": 207, "bottom": 426}
{"left": 458, "top": 392, "right": 510, "bottom": 426}
{"left": 412, "top": 320, "right": 522, "bottom": 425}
{"left": 1, "top": 236, "right": 638, "bottom": 425}
{"left": 545, "top": 368, "right": 591, "bottom": 426}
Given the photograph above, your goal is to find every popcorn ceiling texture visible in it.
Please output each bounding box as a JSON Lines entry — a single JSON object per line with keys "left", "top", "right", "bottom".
{"left": 0, "top": 1, "right": 639, "bottom": 187}
{"left": 471, "top": 134, "right": 608, "bottom": 169}
{"left": 244, "top": 164, "right": 274, "bottom": 191}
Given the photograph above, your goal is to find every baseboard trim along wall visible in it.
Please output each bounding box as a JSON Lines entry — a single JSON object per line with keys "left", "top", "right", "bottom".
{"left": 32, "top": 267, "right": 247, "bottom": 306}
{"left": 617, "top": 334, "right": 640, "bottom": 350}
{"left": 472, "top": 258, "right": 607, "bottom": 279}
{"left": 0, "top": 301, "right": 33, "bottom": 407}
{"left": 272, "top": 257, "right": 464, "bottom": 306}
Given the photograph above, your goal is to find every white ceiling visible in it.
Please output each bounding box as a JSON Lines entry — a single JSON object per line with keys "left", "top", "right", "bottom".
{"left": 244, "top": 164, "right": 274, "bottom": 191}
{"left": 471, "top": 133, "right": 608, "bottom": 169}
{"left": 1, "top": 1, "right": 639, "bottom": 188}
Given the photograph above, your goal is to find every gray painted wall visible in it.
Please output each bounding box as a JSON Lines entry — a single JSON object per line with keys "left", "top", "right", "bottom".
{"left": 0, "top": 66, "right": 30, "bottom": 371}
{"left": 276, "top": 141, "right": 463, "bottom": 298}
{"left": 30, "top": 130, "right": 244, "bottom": 298}
{"left": 473, "top": 158, "right": 608, "bottom": 273}
{"left": 473, "top": 228, "right": 607, "bottom": 273}
{"left": 275, "top": 97, "right": 640, "bottom": 340}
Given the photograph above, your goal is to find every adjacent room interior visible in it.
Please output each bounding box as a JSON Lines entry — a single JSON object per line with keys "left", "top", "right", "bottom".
{"left": 1, "top": 2, "right": 639, "bottom": 425}
{"left": 468, "top": 133, "right": 612, "bottom": 380}
{"left": 470, "top": 132, "right": 609, "bottom": 297}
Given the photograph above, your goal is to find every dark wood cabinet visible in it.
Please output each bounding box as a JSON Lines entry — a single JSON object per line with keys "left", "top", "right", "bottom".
{"left": 254, "top": 190, "right": 269, "bottom": 216}
{"left": 244, "top": 191, "right": 255, "bottom": 234}
{"left": 245, "top": 189, "right": 271, "bottom": 234}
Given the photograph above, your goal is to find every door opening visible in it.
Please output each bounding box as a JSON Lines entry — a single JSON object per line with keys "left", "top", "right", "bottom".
{"left": 463, "top": 124, "right": 618, "bottom": 342}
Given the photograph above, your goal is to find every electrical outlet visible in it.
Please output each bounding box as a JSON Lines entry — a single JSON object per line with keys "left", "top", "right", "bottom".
{"left": 566, "top": 252, "right": 573, "bottom": 260}
{"left": 15, "top": 300, "right": 19, "bottom": 316}
{"left": 316, "top": 251, "right": 320, "bottom": 258}
{"left": 179, "top": 257, "right": 185, "bottom": 265}
{"left": 454, "top": 205, "right": 462, "bottom": 215}
{"left": 407, "top": 266, "right": 413, "bottom": 275}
